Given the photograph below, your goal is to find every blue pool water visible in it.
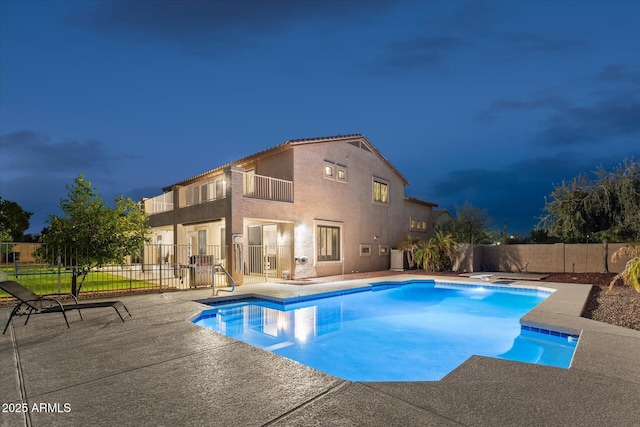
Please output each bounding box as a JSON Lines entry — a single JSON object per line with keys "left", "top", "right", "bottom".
{"left": 192, "top": 280, "right": 579, "bottom": 381}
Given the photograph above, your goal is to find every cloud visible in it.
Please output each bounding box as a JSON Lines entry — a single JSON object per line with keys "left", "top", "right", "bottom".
{"left": 377, "top": 35, "right": 466, "bottom": 71}
{"left": 432, "top": 1, "right": 498, "bottom": 37}
{"left": 71, "top": 0, "right": 401, "bottom": 53}
{"left": 0, "top": 130, "right": 131, "bottom": 175}
{"left": 475, "top": 65, "right": 640, "bottom": 146}
{"left": 475, "top": 91, "right": 571, "bottom": 121}
{"left": 595, "top": 64, "right": 640, "bottom": 84}
{"left": 536, "top": 92, "right": 640, "bottom": 146}
{"left": 0, "top": 174, "right": 68, "bottom": 234}
{"left": 503, "top": 32, "right": 587, "bottom": 53}
{"left": 0, "top": 130, "right": 143, "bottom": 233}
{"left": 425, "top": 153, "right": 640, "bottom": 233}
{"left": 371, "top": 2, "right": 494, "bottom": 73}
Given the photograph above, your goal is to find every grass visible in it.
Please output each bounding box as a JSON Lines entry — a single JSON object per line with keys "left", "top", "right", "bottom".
{"left": 0, "top": 264, "right": 163, "bottom": 298}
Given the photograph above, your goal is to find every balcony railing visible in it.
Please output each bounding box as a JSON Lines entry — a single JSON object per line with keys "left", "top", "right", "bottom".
{"left": 244, "top": 174, "right": 293, "bottom": 202}
{"left": 144, "top": 191, "right": 173, "bottom": 214}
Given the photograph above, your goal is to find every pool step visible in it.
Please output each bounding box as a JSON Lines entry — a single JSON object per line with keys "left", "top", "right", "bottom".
{"left": 217, "top": 307, "right": 245, "bottom": 323}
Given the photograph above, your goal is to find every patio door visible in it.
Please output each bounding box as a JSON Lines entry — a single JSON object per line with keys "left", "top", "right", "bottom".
{"left": 245, "top": 224, "right": 290, "bottom": 283}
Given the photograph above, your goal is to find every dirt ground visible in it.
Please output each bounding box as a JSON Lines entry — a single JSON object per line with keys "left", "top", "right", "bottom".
{"left": 307, "top": 270, "right": 640, "bottom": 332}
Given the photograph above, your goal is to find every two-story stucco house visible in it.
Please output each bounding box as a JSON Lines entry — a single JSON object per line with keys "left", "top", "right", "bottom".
{"left": 143, "top": 134, "right": 438, "bottom": 286}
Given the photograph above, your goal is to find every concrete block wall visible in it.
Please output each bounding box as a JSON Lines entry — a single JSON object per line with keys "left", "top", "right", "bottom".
{"left": 457, "top": 243, "right": 634, "bottom": 274}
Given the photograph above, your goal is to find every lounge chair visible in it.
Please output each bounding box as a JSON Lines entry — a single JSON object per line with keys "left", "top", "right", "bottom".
{"left": 1, "top": 280, "right": 131, "bottom": 334}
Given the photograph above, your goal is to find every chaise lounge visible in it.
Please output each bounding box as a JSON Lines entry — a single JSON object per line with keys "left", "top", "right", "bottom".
{"left": 1, "top": 280, "right": 131, "bottom": 334}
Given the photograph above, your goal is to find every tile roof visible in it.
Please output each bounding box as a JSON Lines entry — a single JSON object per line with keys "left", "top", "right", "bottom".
{"left": 404, "top": 196, "right": 439, "bottom": 208}
{"left": 164, "top": 134, "right": 409, "bottom": 191}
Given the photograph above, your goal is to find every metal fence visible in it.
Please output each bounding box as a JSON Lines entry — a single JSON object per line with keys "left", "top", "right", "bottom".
{"left": 0, "top": 242, "right": 231, "bottom": 301}
{"left": 244, "top": 244, "right": 293, "bottom": 284}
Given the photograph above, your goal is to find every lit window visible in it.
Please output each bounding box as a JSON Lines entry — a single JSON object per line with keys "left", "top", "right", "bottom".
{"left": 410, "top": 217, "right": 428, "bottom": 231}
{"left": 317, "top": 225, "right": 340, "bottom": 261}
{"left": 324, "top": 161, "right": 335, "bottom": 179}
{"left": 244, "top": 169, "right": 255, "bottom": 195}
{"left": 373, "top": 179, "right": 389, "bottom": 204}
{"left": 379, "top": 245, "right": 389, "bottom": 255}
{"left": 192, "top": 186, "right": 200, "bottom": 204}
{"left": 337, "top": 165, "right": 347, "bottom": 182}
{"left": 215, "top": 178, "right": 225, "bottom": 199}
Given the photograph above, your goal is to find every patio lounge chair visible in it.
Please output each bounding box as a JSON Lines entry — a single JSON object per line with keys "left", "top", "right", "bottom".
{"left": 1, "top": 280, "right": 131, "bottom": 334}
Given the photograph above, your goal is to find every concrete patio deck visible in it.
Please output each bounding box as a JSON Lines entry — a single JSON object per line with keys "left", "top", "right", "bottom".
{"left": 2, "top": 273, "right": 640, "bottom": 426}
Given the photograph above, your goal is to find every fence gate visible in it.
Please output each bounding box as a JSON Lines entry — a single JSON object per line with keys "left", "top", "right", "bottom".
{"left": 244, "top": 244, "right": 292, "bottom": 284}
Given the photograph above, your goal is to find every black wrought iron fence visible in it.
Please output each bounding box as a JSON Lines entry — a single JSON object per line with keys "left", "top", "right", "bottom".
{"left": 0, "top": 242, "right": 229, "bottom": 302}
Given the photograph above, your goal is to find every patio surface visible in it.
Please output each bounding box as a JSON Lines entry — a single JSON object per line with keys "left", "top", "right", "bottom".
{"left": 2, "top": 273, "right": 640, "bottom": 426}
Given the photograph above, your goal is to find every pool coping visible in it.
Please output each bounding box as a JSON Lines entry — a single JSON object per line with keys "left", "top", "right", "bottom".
{"left": 191, "top": 277, "right": 580, "bottom": 378}
{"left": 195, "top": 274, "right": 587, "bottom": 334}
{"left": 192, "top": 277, "right": 574, "bottom": 336}
{"left": 194, "top": 274, "right": 640, "bottom": 373}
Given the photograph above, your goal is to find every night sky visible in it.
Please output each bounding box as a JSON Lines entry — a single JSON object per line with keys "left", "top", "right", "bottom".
{"left": 1, "top": 0, "right": 639, "bottom": 236}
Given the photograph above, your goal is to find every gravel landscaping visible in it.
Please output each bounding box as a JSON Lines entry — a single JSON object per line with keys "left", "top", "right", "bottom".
{"left": 546, "top": 272, "right": 640, "bottom": 332}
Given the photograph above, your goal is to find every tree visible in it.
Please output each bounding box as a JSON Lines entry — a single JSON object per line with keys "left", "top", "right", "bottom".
{"left": 38, "top": 175, "right": 150, "bottom": 296}
{"left": 540, "top": 158, "right": 640, "bottom": 272}
{"left": 440, "top": 202, "right": 495, "bottom": 244}
{"left": 414, "top": 231, "right": 458, "bottom": 272}
{"left": 607, "top": 245, "right": 640, "bottom": 294}
{"left": 0, "top": 197, "right": 33, "bottom": 241}
{"left": 397, "top": 234, "right": 421, "bottom": 269}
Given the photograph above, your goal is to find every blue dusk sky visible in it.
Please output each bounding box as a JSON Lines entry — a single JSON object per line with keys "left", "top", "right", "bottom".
{"left": 1, "top": 0, "right": 639, "bottom": 236}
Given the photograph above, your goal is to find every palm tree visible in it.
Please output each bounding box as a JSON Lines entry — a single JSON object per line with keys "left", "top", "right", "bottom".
{"left": 397, "top": 235, "right": 421, "bottom": 269}
{"left": 432, "top": 230, "right": 457, "bottom": 271}
{"left": 414, "top": 239, "right": 439, "bottom": 271}
{"left": 607, "top": 245, "right": 640, "bottom": 294}
{"left": 414, "top": 231, "right": 458, "bottom": 272}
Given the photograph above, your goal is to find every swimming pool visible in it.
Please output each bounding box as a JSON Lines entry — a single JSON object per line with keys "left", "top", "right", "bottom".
{"left": 192, "top": 280, "right": 579, "bottom": 381}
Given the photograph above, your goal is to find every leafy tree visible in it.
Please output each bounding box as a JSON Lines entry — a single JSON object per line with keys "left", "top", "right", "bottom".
{"left": 527, "top": 228, "right": 562, "bottom": 244}
{"left": 38, "top": 175, "right": 150, "bottom": 296}
{"left": 414, "top": 231, "right": 457, "bottom": 272}
{"left": 440, "top": 202, "right": 495, "bottom": 244}
{"left": 608, "top": 245, "right": 640, "bottom": 294}
{"left": 540, "top": 158, "right": 640, "bottom": 272}
{"left": 0, "top": 229, "right": 12, "bottom": 259}
{"left": 0, "top": 197, "right": 33, "bottom": 241}
{"left": 0, "top": 229, "right": 11, "bottom": 242}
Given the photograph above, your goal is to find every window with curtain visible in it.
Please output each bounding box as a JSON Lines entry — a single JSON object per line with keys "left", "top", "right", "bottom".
{"left": 373, "top": 179, "right": 389, "bottom": 204}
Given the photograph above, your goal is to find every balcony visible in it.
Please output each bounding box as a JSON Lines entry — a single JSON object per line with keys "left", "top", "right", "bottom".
{"left": 144, "top": 191, "right": 173, "bottom": 215}
{"left": 244, "top": 173, "right": 293, "bottom": 202}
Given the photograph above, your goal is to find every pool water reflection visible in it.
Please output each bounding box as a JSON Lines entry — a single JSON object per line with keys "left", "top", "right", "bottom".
{"left": 193, "top": 281, "right": 578, "bottom": 381}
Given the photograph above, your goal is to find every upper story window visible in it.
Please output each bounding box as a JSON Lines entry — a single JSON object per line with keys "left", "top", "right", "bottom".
{"left": 373, "top": 178, "right": 389, "bottom": 204}
{"left": 244, "top": 168, "right": 256, "bottom": 195}
{"left": 325, "top": 160, "right": 347, "bottom": 183}
{"left": 185, "top": 177, "right": 226, "bottom": 206}
{"left": 337, "top": 164, "right": 347, "bottom": 183}
{"left": 324, "top": 161, "right": 335, "bottom": 179}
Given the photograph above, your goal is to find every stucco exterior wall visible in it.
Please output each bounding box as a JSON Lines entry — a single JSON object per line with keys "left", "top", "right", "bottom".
{"left": 249, "top": 148, "right": 294, "bottom": 181}
{"left": 290, "top": 139, "right": 432, "bottom": 277}
{"left": 144, "top": 135, "right": 435, "bottom": 281}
